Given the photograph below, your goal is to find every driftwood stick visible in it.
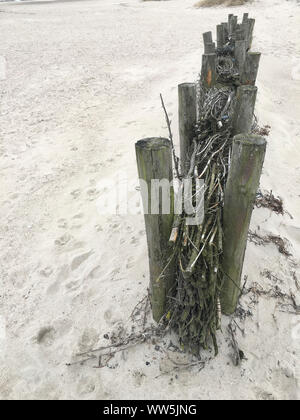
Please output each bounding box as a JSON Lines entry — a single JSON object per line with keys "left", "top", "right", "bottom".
{"left": 221, "top": 134, "right": 267, "bottom": 315}
{"left": 160, "top": 94, "right": 180, "bottom": 179}
{"left": 232, "top": 85, "right": 258, "bottom": 135}
{"left": 178, "top": 83, "right": 197, "bottom": 176}
{"left": 135, "top": 137, "right": 175, "bottom": 322}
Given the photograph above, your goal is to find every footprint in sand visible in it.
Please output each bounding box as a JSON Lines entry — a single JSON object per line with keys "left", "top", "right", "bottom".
{"left": 35, "top": 326, "right": 56, "bottom": 347}
{"left": 46, "top": 280, "right": 60, "bottom": 295}
{"left": 71, "top": 189, "right": 81, "bottom": 199}
{"left": 70, "top": 213, "right": 84, "bottom": 230}
{"left": 71, "top": 250, "right": 93, "bottom": 271}
{"left": 86, "top": 188, "right": 100, "bottom": 201}
{"left": 57, "top": 218, "right": 68, "bottom": 229}
{"left": 126, "top": 257, "right": 134, "bottom": 269}
{"left": 130, "top": 236, "right": 139, "bottom": 245}
{"left": 87, "top": 265, "right": 102, "bottom": 280}
{"left": 40, "top": 267, "right": 53, "bottom": 278}
{"left": 65, "top": 280, "right": 82, "bottom": 291}
{"left": 77, "top": 328, "right": 99, "bottom": 353}
{"left": 77, "top": 377, "right": 96, "bottom": 396}
{"left": 55, "top": 233, "right": 72, "bottom": 246}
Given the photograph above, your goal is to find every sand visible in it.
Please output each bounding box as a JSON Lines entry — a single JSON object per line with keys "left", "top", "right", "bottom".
{"left": 0, "top": 0, "right": 299, "bottom": 400}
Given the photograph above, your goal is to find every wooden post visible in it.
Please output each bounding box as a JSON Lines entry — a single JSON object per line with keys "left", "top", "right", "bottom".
{"left": 135, "top": 138, "right": 175, "bottom": 322}
{"left": 217, "top": 24, "right": 225, "bottom": 49}
{"left": 200, "top": 53, "right": 217, "bottom": 89}
{"left": 221, "top": 134, "right": 267, "bottom": 315}
{"left": 228, "top": 15, "right": 238, "bottom": 39}
{"left": 241, "top": 52, "right": 261, "bottom": 86}
{"left": 178, "top": 83, "right": 197, "bottom": 176}
{"left": 222, "top": 22, "right": 229, "bottom": 44}
{"left": 247, "top": 18, "right": 255, "bottom": 49}
{"left": 204, "top": 42, "right": 216, "bottom": 54}
{"left": 242, "top": 13, "right": 249, "bottom": 24}
{"left": 234, "top": 40, "right": 247, "bottom": 72}
{"left": 232, "top": 85, "right": 257, "bottom": 135}
{"left": 203, "top": 31, "right": 213, "bottom": 48}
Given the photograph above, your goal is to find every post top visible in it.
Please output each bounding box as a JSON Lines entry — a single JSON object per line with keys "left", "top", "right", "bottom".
{"left": 135, "top": 137, "right": 170, "bottom": 150}
{"left": 178, "top": 82, "right": 196, "bottom": 89}
{"left": 233, "top": 133, "right": 267, "bottom": 147}
{"left": 248, "top": 51, "right": 261, "bottom": 56}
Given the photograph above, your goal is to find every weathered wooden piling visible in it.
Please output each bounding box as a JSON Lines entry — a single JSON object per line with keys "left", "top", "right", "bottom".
{"left": 232, "top": 85, "right": 258, "bottom": 135}
{"left": 242, "top": 13, "right": 249, "bottom": 24}
{"left": 228, "top": 15, "right": 238, "bottom": 39}
{"left": 222, "top": 22, "right": 229, "bottom": 44}
{"left": 247, "top": 18, "right": 255, "bottom": 49}
{"left": 241, "top": 52, "right": 261, "bottom": 86}
{"left": 217, "top": 24, "right": 225, "bottom": 49}
{"left": 235, "top": 40, "right": 247, "bottom": 72}
{"left": 200, "top": 53, "right": 217, "bottom": 89}
{"left": 135, "top": 138, "right": 175, "bottom": 322}
{"left": 203, "top": 31, "right": 213, "bottom": 48}
{"left": 221, "top": 134, "right": 267, "bottom": 315}
{"left": 204, "top": 42, "right": 216, "bottom": 54}
{"left": 178, "top": 83, "right": 197, "bottom": 176}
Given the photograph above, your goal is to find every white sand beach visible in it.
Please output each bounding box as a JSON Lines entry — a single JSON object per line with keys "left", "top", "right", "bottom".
{"left": 0, "top": 0, "right": 299, "bottom": 400}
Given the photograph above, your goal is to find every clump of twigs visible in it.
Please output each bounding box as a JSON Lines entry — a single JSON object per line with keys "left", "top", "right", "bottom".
{"left": 252, "top": 124, "right": 271, "bottom": 136}
{"left": 165, "top": 78, "right": 237, "bottom": 357}
{"left": 255, "top": 190, "right": 284, "bottom": 215}
{"left": 248, "top": 230, "right": 292, "bottom": 257}
{"left": 244, "top": 282, "right": 300, "bottom": 315}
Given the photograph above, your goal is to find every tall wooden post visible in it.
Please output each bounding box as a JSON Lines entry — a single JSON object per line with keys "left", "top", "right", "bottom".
{"left": 241, "top": 52, "right": 261, "bottom": 86}
{"left": 222, "top": 22, "right": 229, "bottom": 43}
{"left": 235, "top": 40, "right": 247, "bottom": 72}
{"left": 247, "top": 18, "right": 255, "bottom": 49}
{"left": 232, "top": 85, "right": 257, "bottom": 135}
{"left": 135, "top": 138, "right": 175, "bottom": 322}
{"left": 200, "top": 53, "right": 217, "bottom": 89}
{"left": 221, "top": 134, "right": 267, "bottom": 315}
{"left": 217, "top": 24, "right": 225, "bottom": 49}
{"left": 178, "top": 83, "right": 197, "bottom": 176}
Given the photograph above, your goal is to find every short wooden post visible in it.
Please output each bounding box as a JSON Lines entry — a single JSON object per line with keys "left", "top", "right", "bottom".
{"left": 135, "top": 138, "right": 175, "bottom": 322}
{"left": 204, "top": 42, "right": 216, "bottom": 54}
{"left": 178, "top": 83, "right": 197, "bottom": 176}
{"left": 221, "top": 134, "right": 267, "bottom": 315}
{"left": 241, "top": 52, "right": 261, "bottom": 86}
{"left": 232, "top": 85, "right": 258, "bottom": 135}
{"left": 203, "top": 31, "right": 213, "bottom": 48}
{"left": 242, "top": 13, "right": 249, "bottom": 24}
{"left": 200, "top": 53, "right": 217, "bottom": 89}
